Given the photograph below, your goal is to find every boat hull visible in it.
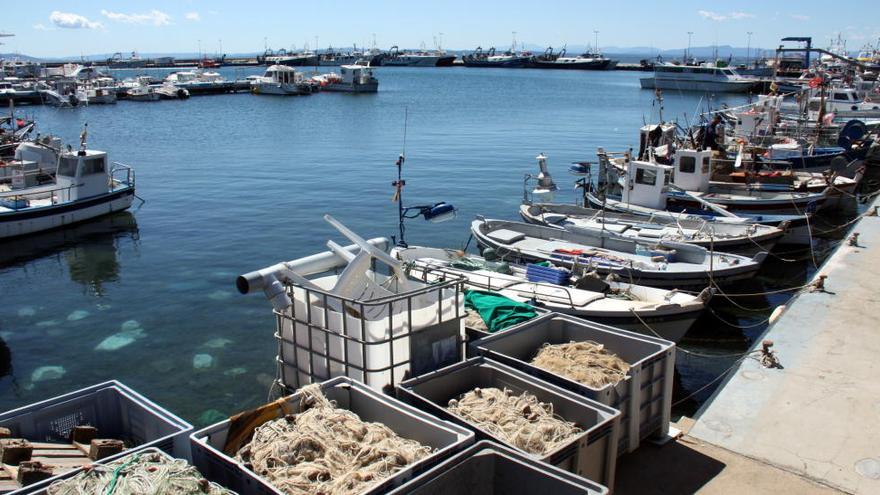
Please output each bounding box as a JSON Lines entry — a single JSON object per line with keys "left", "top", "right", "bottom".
{"left": 323, "top": 82, "right": 379, "bottom": 93}
{"left": 0, "top": 188, "right": 135, "bottom": 239}
{"left": 529, "top": 59, "right": 617, "bottom": 70}
{"left": 639, "top": 77, "right": 755, "bottom": 93}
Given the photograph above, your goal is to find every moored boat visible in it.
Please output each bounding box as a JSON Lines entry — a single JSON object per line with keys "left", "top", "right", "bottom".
{"left": 471, "top": 218, "right": 767, "bottom": 288}
{"left": 393, "top": 245, "right": 709, "bottom": 342}
{"left": 0, "top": 132, "right": 136, "bottom": 239}
{"left": 519, "top": 202, "right": 784, "bottom": 256}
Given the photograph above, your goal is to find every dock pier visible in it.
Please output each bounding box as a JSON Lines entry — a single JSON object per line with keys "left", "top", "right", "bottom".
{"left": 614, "top": 193, "right": 880, "bottom": 494}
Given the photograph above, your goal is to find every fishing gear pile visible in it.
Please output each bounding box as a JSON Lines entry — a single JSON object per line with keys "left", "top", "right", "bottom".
{"left": 447, "top": 387, "right": 582, "bottom": 455}
{"left": 46, "top": 451, "right": 233, "bottom": 495}
{"left": 531, "top": 341, "right": 630, "bottom": 388}
{"left": 236, "top": 384, "right": 432, "bottom": 495}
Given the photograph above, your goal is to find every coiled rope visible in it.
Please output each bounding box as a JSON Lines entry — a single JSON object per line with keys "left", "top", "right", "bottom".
{"left": 237, "top": 384, "right": 432, "bottom": 495}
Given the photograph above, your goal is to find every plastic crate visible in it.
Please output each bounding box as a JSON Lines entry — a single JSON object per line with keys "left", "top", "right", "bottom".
{"left": 276, "top": 272, "right": 466, "bottom": 393}
{"left": 526, "top": 263, "right": 570, "bottom": 285}
{"left": 386, "top": 440, "right": 608, "bottom": 494}
{"left": 0, "top": 381, "right": 192, "bottom": 495}
{"left": 190, "top": 376, "right": 475, "bottom": 495}
{"left": 28, "top": 448, "right": 233, "bottom": 495}
{"left": 396, "top": 357, "right": 620, "bottom": 488}
{"left": 470, "top": 312, "right": 675, "bottom": 454}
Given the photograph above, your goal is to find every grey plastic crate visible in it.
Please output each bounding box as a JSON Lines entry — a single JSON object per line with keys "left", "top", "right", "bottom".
{"left": 0, "top": 381, "right": 193, "bottom": 495}
{"left": 190, "top": 376, "right": 475, "bottom": 495}
{"left": 387, "top": 440, "right": 609, "bottom": 495}
{"left": 28, "top": 448, "right": 234, "bottom": 495}
{"left": 396, "top": 356, "right": 620, "bottom": 488}
{"left": 469, "top": 312, "right": 675, "bottom": 454}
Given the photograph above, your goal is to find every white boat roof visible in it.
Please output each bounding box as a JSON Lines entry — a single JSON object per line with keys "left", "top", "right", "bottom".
{"left": 266, "top": 64, "right": 296, "bottom": 72}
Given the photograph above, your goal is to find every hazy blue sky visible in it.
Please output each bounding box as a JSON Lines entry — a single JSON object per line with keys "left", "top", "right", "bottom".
{"left": 3, "top": 0, "right": 878, "bottom": 57}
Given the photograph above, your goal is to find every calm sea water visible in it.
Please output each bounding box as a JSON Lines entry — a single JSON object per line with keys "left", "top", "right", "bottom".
{"left": 0, "top": 67, "right": 854, "bottom": 423}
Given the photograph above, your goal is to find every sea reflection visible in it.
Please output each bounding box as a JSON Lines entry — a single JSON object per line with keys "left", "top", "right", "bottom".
{"left": 0, "top": 212, "right": 139, "bottom": 293}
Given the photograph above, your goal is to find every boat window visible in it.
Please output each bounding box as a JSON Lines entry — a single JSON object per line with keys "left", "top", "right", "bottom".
{"left": 833, "top": 93, "right": 849, "bottom": 101}
{"left": 679, "top": 156, "right": 696, "bottom": 173}
{"left": 635, "top": 167, "right": 657, "bottom": 186}
{"left": 83, "top": 157, "right": 105, "bottom": 175}
{"left": 808, "top": 101, "right": 822, "bottom": 111}
{"left": 702, "top": 156, "right": 711, "bottom": 173}
{"left": 57, "top": 157, "right": 78, "bottom": 177}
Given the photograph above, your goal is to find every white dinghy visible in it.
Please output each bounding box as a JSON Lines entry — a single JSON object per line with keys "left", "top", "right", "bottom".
{"left": 393, "top": 246, "right": 710, "bottom": 342}
{"left": 471, "top": 218, "right": 767, "bottom": 288}
{"left": 520, "top": 203, "right": 784, "bottom": 256}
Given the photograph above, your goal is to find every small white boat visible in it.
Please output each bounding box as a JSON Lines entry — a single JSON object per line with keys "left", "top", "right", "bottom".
{"left": 154, "top": 84, "right": 190, "bottom": 99}
{"left": 519, "top": 203, "right": 784, "bottom": 256}
{"left": 83, "top": 77, "right": 118, "bottom": 104}
{"left": 640, "top": 63, "right": 756, "bottom": 93}
{"left": 125, "top": 84, "right": 160, "bottom": 101}
{"left": 471, "top": 218, "right": 767, "bottom": 288}
{"left": 250, "top": 65, "right": 311, "bottom": 95}
{"left": 0, "top": 134, "right": 136, "bottom": 238}
{"left": 314, "top": 65, "right": 379, "bottom": 93}
{"left": 393, "top": 246, "right": 709, "bottom": 342}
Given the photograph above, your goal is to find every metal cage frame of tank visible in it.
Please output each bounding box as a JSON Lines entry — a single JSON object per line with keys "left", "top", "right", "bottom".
{"left": 273, "top": 271, "right": 467, "bottom": 393}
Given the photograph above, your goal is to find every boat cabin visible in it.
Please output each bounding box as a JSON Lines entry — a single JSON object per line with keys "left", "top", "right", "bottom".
{"left": 55, "top": 150, "right": 111, "bottom": 202}
{"left": 638, "top": 123, "right": 676, "bottom": 160}
{"left": 671, "top": 149, "right": 713, "bottom": 192}
{"left": 622, "top": 159, "right": 672, "bottom": 210}
{"left": 339, "top": 65, "right": 373, "bottom": 84}
{"left": 734, "top": 95, "right": 783, "bottom": 139}
{"left": 264, "top": 65, "right": 300, "bottom": 84}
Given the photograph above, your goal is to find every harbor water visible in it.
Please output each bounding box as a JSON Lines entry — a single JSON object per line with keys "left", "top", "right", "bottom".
{"left": 0, "top": 67, "right": 856, "bottom": 424}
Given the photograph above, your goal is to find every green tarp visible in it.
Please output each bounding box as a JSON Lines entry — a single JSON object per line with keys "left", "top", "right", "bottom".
{"left": 464, "top": 289, "right": 538, "bottom": 334}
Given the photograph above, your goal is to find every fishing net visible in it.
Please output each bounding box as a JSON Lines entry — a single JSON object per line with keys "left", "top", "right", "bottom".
{"left": 236, "top": 384, "right": 432, "bottom": 495}
{"left": 465, "top": 308, "right": 489, "bottom": 332}
{"left": 531, "top": 341, "right": 630, "bottom": 388}
{"left": 46, "top": 451, "right": 233, "bottom": 495}
{"left": 447, "top": 387, "right": 582, "bottom": 456}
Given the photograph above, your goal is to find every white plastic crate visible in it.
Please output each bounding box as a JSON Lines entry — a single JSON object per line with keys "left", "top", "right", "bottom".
{"left": 190, "top": 376, "right": 475, "bottom": 495}
{"left": 469, "top": 312, "right": 675, "bottom": 454}
{"left": 0, "top": 381, "right": 192, "bottom": 494}
{"left": 276, "top": 273, "right": 466, "bottom": 393}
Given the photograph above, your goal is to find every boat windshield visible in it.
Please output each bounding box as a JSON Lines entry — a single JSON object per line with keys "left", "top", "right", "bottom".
{"left": 58, "top": 157, "right": 78, "bottom": 177}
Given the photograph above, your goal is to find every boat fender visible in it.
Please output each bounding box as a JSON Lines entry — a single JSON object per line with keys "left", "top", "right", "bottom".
{"left": 768, "top": 305, "right": 786, "bottom": 325}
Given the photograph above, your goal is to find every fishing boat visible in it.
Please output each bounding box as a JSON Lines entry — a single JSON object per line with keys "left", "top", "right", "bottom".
{"left": 0, "top": 131, "right": 136, "bottom": 239}
{"left": 125, "top": 83, "right": 160, "bottom": 102}
{"left": 588, "top": 150, "right": 816, "bottom": 243}
{"left": 382, "top": 46, "right": 456, "bottom": 67}
{"left": 250, "top": 65, "right": 312, "bottom": 95}
{"left": 529, "top": 49, "right": 618, "bottom": 70}
{"left": 313, "top": 65, "right": 379, "bottom": 93}
{"left": 1, "top": 135, "right": 62, "bottom": 185}
{"left": 640, "top": 63, "right": 756, "bottom": 93}
{"left": 393, "top": 245, "right": 709, "bottom": 342}
{"left": 471, "top": 218, "right": 767, "bottom": 288}
{"left": 0, "top": 115, "right": 36, "bottom": 158}
{"left": 164, "top": 70, "right": 228, "bottom": 93}
{"left": 519, "top": 203, "right": 784, "bottom": 256}
{"left": 461, "top": 47, "right": 532, "bottom": 68}
{"left": 260, "top": 48, "right": 319, "bottom": 67}
{"left": 318, "top": 46, "right": 384, "bottom": 66}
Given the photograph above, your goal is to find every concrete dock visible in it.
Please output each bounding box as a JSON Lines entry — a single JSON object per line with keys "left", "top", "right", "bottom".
{"left": 616, "top": 196, "right": 880, "bottom": 494}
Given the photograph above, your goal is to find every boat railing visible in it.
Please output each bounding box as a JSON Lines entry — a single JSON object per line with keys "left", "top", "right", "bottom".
{"left": 0, "top": 182, "right": 79, "bottom": 209}
{"left": 111, "top": 162, "right": 135, "bottom": 187}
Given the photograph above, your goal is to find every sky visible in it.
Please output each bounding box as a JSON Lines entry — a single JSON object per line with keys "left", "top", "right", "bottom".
{"left": 3, "top": 0, "right": 879, "bottom": 58}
